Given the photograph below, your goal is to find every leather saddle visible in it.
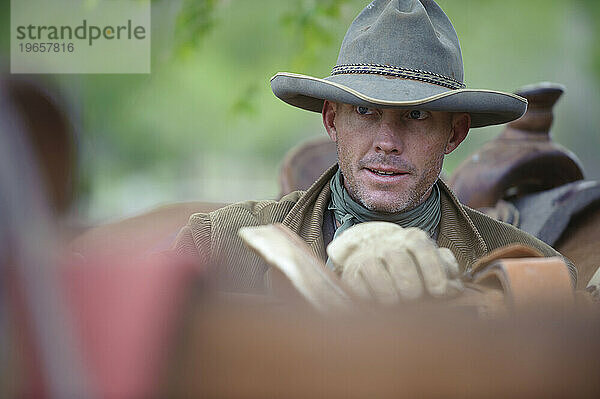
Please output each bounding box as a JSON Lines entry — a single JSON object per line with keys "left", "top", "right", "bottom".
{"left": 450, "top": 83, "right": 599, "bottom": 247}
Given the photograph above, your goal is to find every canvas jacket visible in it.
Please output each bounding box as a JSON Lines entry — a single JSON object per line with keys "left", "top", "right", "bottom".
{"left": 174, "top": 164, "right": 576, "bottom": 293}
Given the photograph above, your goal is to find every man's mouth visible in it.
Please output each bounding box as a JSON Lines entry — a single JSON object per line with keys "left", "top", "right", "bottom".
{"left": 365, "top": 167, "right": 408, "bottom": 177}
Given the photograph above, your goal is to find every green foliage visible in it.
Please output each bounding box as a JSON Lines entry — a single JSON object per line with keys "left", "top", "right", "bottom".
{"left": 174, "top": 0, "right": 220, "bottom": 55}
{"left": 575, "top": 0, "right": 600, "bottom": 81}
{"left": 279, "top": 0, "right": 353, "bottom": 68}
{"left": 229, "top": 83, "right": 260, "bottom": 117}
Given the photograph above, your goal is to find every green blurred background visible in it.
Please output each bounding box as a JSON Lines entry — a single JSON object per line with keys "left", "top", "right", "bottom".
{"left": 1, "top": 0, "right": 599, "bottom": 223}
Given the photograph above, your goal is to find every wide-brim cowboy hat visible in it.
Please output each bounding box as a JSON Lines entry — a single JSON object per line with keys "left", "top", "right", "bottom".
{"left": 271, "top": 0, "right": 527, "bottom": 128}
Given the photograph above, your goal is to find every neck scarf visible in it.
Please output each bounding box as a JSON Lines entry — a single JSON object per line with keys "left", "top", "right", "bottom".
{"left": 328, "top": 168, "right": 441, "bottom": 240}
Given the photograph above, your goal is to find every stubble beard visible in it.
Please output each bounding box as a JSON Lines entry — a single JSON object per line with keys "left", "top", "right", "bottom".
{"left": 337, "top": 144, "right": 444, "bottom": 214}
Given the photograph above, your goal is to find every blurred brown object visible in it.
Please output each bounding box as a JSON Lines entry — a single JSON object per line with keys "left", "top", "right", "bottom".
{"left": 69, "top": 201, "right": 226, "bottom": 260}
{"left": 279, "top": 136, "right": 337, "bottom": 197}
{"left": 3, "top": 76, "right": 78, "bottom": 217}
{"left": 449, "top": 82, "right": 584, "bottom": 209}
{"left": 166, "top": 298, "right": 600, "bottom": 398}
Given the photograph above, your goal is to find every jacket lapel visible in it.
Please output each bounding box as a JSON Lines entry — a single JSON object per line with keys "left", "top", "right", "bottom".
{"left": 282, "top": 164, "right": 338, "bottom": 262}
{"left": 436, "top": 179, "right": 487, "bottom": 272}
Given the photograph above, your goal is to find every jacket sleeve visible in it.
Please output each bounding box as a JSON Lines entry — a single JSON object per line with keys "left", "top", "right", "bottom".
{"left": 172, "top": 213, "right": 212, "bottom": 269}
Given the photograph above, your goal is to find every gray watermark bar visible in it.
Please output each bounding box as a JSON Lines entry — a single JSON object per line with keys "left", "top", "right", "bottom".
{"left": 11, "top": 0, "right": 151, "bottom": 74}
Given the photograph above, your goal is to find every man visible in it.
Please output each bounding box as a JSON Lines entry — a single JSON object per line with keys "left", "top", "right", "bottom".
{"left": 174, "top": 0, "right": 576, "bottom": 295}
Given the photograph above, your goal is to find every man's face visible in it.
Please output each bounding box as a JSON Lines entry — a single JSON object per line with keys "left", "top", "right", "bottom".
{"left": 323, "top": 102, "right": 469, "bottom": 213}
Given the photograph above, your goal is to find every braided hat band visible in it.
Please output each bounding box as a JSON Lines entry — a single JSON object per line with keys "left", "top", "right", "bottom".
{"left": 331, "top": 64, "right": 466, "bottom": 91}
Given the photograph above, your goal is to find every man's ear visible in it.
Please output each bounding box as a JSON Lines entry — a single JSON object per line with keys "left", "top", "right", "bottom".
{"left": 445, "top": 112, "right": 471, "bottom": 154}
{"left": 322, "top": 100, "right": 337, "bottom": 142}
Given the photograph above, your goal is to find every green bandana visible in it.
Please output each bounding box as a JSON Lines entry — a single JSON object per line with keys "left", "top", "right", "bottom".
{"left": 327, "top": 168, "right": 441, "bottom": 241}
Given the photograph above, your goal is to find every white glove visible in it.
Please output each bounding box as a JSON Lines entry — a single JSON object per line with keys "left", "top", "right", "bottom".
{"left": 327, "top": 222, "right": 463, "bottom": 305}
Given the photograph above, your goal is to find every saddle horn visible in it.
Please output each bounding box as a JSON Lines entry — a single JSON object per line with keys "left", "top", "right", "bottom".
{"left": 449, "top": 82, "right": 584, "bottom": 209}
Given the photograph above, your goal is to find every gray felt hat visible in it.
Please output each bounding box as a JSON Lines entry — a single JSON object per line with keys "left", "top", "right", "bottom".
{"left": 270, "top": 0, "right": 527, "bottom": 128}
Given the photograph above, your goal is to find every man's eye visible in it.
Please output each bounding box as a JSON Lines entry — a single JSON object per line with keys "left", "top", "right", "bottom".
{"left": 407, "top": 110, "right": 429, "bottom": 120}
{"left": 356, "top": 106, "right": 375, "bottom": 115}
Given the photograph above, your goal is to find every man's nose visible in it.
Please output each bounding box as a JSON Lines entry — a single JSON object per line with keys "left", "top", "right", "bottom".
{"left": 373, "top": 121, "right": 403, "bottom": 154}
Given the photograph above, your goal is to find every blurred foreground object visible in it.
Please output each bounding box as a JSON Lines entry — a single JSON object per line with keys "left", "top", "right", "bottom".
{"left": 1, "top": 79, "right": 89, "bottom": 398}
{"left": 450, "top": 82, "right": 600, "bottom": 289}
{"left": 7, "top": 253, "right": 198, "bottom": 398}
{"left": 167, "top": 297, "right": 600, "bottom": 398}
{"left": 2, "top": 75, "right": 79, "bottom": 225}
{"left": 69, "top": 201, "right": 225, "bottom": 262}
{"left": 1, "top": 77, "right": 202, "bottom": 398}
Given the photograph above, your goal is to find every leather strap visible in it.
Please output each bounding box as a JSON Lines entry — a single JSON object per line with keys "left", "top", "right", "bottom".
{"left": 473, "top": 256, "right": 574, "bottom": 312}
{"left": 470, "top": 244, "right": 544, "bottom": 275}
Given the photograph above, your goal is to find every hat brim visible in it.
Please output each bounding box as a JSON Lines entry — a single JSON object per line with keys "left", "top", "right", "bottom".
{"left": 270, "top": 72, "right": 527, "bottom": 128}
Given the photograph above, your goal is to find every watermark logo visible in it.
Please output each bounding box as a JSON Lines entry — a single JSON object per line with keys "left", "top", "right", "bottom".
{"left": 11, "top": 0, "right": 151, "bottom": 74}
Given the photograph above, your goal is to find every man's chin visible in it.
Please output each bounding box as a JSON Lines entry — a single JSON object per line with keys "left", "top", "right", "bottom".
{"left": 345, "top": 178, "right": 418, "bottom": 213}
{"left": 358, "top": 194, "right": 413, "bottom": 214}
